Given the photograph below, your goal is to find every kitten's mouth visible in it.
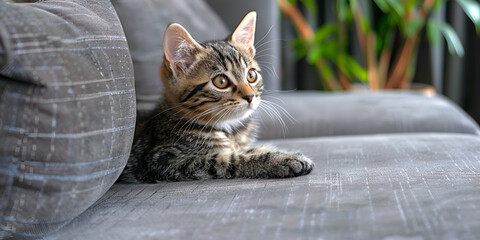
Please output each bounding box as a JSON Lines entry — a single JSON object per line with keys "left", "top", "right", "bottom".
{"left": 231, "top": 105, "right": 256, "bottom": 119}
{"left": 216, "top": 102, "right": 257, "bottom": 122}
{"left": 241, "top": 101, "right": 259, "bottom": 117}
{"left": 246, "top": 98, "right": 260, "bottom": 110}
{"left": 194, "top": 99, "right": 260, "bottom": 127}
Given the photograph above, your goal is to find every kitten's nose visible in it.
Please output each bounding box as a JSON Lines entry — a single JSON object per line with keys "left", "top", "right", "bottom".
{"left": 242, "top": 94, "right": 254, "bottom": 103}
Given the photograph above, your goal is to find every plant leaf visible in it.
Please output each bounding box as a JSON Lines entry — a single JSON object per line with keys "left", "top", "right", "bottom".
{"left": 374, "top": 0, "right": 390, "bottom": 13}
{"left": 307, "top": 45, "right": 322, "bottom": 64}
{"left": 300, "top": 0, "right": 318, "bottom": 14}
{"left": 405, "top": 17, "right": 423, "bottom": 36}
{"left": 433, "top": 0, "right": 446, "bottom": 10}
{"left": 349, "top": 0, "right": 358, "bottom": 10}
{"left": 286, "top": 0, "right": 297, "bottom": 5}
{"left": 321, "top": 40, "right": 339, "bottom": 60}
{"left": 337, "top": 54, "right": 368, "bottom": 82}
{"left": 430, "top": 20, "right": 465, "bottom": 56}
{"left": 314, "top": 24, "right": 338, "bottom": 43}
{"left": 292, "top": 38, "right": 309, "bottom": 60}
{"left": 404, "top": 0, "right": 418, "bottom": 13}
{"left": 455, "top": 0, "right": 480, "bottom": 33}
{"left": 360, "top": 16, "right": 371, "bottom": 33}
{"left": 384, "top": 0, "right": 405, "bottom": 16}
{"left": 426, "top": 20, "right": 440, "bottom": 47}
{"left": 344, "top": 55, "right": 368, "bottom": 82}
{"left": 338, "top": 0, "right": 348, "bottom": 21}
{"left": 319, "top": 62, "right": 334, "bottom": 80}
{"left": 376, "top": 14, "right": 395, "bottom": 52}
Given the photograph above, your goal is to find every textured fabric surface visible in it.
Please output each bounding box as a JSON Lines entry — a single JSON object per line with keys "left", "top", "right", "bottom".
{"left": 44, "top": 133, "right": 480, "bottom": 239}
{"left": 0, "top": 0, "right": 135, "bottom": 238}
{"left": 111, "top": 0, "right": 230, "bottom": 111}
{"left": 257, "top": 91, "right": 480, "bottom": 139}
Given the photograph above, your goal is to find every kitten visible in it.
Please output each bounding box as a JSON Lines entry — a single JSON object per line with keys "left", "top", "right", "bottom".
{"left": 120, "top": 12, "right": 313, "bottom": 183}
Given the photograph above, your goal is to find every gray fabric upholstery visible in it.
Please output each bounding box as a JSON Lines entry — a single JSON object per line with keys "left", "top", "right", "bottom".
{"left": 44, "top": 133, "right": 480, "bottom": 239}
{"left": 3, "top": 1, "right": 479, "bottom": 239}
{"left": 111, "top": 0, "right": 230, "bottom": 112}
{"left": 0, "top": 0, "right": 135, "bottom": 238}
{"left": 256, "top": 91, "right": 480, "bottom": 139}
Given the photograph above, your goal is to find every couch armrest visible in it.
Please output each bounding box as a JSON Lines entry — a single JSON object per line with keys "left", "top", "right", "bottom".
{"left": 256, "top": 91, "right": 480, "bottom": 139}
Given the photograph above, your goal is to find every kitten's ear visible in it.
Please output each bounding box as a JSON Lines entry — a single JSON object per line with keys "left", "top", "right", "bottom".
{"left": 164, "top": 23, "right": 202, "bottom": 74}
{"left": 228, "top": 11, "right": 256, "bottom": 55}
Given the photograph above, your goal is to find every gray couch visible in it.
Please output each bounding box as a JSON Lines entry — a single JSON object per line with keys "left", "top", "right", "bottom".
{"left": 1, "top": 0, "right": 480, "bottom": 239}
{"left": 44, "top": 93, "right": 480, "bottom": 240}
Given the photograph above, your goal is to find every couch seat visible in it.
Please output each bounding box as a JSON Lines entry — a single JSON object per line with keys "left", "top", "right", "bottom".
{"left": 45, "top": 133, "right": 480, "bottom": 239}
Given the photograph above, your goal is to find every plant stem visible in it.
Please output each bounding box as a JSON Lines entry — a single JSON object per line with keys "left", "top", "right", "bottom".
{"left": 386, "top": 33, "right": 419, "bottom": 89}
{"left": 366, "top": 33, "right": 378, "bottom": 90}
{"left": 278, "top": 0, "right": 339, "bottom": 91}
{"left": 315, "top": 60, "right": 338, "bottom": 91}
{"left": 386, "top": 0, "right": 434, "bottom": 89}
{"left": 353, "top": 5, "right": 367, "bottom": 60}
{"left": 378, "top": 49, "right": 391, "bottom": 88}
{"left": 336, "top": 5, "right": 351, "bottom": 90}
{"left": 278, "top": 0, "right": 313, "bottom": 39}
{"left": 352, "top": 3, "right": 379, "bottom": 90}
{"left": 337, "top": 72, "right": 351, "bottom": 90}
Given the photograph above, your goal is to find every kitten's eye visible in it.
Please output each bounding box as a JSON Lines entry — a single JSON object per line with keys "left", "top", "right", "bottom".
{"left": 247, "top": 69, "right": 257, "bottom": 83}
{"left": 212, "top": 75, "right": 229, "bottom": 89}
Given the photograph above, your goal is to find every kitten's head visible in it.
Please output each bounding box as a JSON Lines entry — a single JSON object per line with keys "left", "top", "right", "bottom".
{"left": 160, "top": 12, "right": 262, "bottom": 130}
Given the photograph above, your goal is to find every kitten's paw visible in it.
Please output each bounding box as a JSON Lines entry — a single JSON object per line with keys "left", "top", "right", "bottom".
{"left": 272, "top": 152, "right": 314, "bottom": 178}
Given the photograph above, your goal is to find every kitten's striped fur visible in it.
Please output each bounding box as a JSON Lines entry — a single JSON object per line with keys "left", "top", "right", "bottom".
{"left": 120, "top": 12, "right": 313, "bottom": 182}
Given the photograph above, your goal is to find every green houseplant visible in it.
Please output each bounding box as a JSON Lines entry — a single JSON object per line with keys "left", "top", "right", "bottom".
{"left": 279, "top": 0, "right": 480, "bottom": 91}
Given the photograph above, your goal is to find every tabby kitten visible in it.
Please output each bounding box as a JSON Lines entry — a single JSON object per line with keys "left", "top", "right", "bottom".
{"left": 121, "top": 12, "right": 313, "bottom": 183}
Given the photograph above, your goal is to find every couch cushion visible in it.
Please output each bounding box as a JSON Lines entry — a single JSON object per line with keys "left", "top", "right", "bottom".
{"left": 111, "top": 0, "right": 230, "bottom": 112}
{"left": 43, "top": 133, "right": 480, "bottom": 239}
{"left": 0, "top": 0, "right": 135, "bottom": 238}
{"left": 256, "top": 91, "right": 480, "bottom": 139}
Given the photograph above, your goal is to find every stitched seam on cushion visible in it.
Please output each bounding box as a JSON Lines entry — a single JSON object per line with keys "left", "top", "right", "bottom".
{"left": 0, "top": 165, "right": 123, "bottom": 182}
{"left": 2, "top": 123, "right": 135, "bottom": 139}
{"left": 5, "top": 88, "right": 135, "bottom": 103}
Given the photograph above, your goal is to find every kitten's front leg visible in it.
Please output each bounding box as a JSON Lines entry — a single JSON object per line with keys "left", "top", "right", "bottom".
{"left": 226, "top": 146, "right": 314, "bottom": 178}
{"left": 138, "top": 146, "right": 313, "bottom": 181}
{"left": 183, "top": 147, "right": 314, "bottom": 179}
